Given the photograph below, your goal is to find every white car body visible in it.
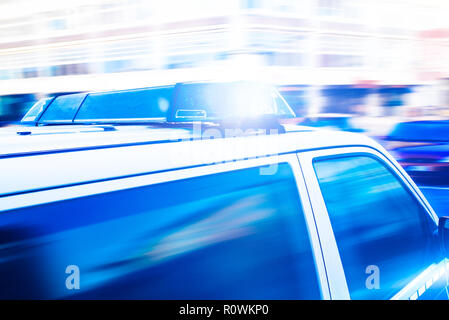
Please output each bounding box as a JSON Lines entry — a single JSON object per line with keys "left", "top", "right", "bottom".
{"left": 0, "top": 124, "right": 444, "bottom": 299}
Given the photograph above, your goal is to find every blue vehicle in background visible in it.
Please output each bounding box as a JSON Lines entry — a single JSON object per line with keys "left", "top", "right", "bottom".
{"left": 383, "top": 120, "right": 449, "bottom": 186}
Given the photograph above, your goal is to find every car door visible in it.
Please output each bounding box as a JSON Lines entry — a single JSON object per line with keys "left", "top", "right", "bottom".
{"left": 298, "top": 146, "right": 448, "bottom": 300}
{"left": 0, "top": 153, "right": 328, "bottom": 299}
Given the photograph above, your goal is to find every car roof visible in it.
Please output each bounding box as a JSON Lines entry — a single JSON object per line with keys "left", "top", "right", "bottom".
{"left": 0, "top": 124, "right": 381, "bottom": 197}
{"left": 0, "top": 125, "right": 196, "bottom": 156}
{"left": 0, "top": 124, "right": 375, "bottom": 158}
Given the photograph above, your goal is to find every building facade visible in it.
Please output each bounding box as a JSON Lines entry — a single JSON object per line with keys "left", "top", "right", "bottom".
{"left": 0, "top": 0, "right": 447, "bottom": 121}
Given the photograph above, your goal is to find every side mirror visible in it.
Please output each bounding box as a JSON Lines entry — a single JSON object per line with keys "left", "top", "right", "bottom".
{"left": 438, "top": 216, "right": 449, "bottom": 257}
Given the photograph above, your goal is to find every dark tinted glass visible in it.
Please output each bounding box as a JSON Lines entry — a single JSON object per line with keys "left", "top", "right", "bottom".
{"left": 75, "top": 87, "right": 174, "bottom": 121}
{"left": 39, "top": 93, "right": 86, "bottom": 122}
{"left": 314, "top": 155, "right": 438, "bottom": 299}
{"left": 0, "top": 164, "right": 320, "bottom": 299}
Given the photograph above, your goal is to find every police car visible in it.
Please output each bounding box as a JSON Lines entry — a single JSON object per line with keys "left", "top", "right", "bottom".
{"left": 0, "top": 82, "right": 448, "bottom": 299}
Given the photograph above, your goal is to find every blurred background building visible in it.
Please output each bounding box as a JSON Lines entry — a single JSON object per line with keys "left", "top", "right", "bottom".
{"left": 0, "top": 0, "right": 448, "bottom": 124}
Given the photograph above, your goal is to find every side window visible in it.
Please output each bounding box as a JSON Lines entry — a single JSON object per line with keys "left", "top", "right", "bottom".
{"left": 0, "top": 163, "right": 320, "bottom": 299}
{"left": 314, "top": 155, "right": 438, "bottom": 299}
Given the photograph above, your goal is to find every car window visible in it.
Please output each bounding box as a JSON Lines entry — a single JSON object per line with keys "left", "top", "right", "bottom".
{"left": 0, "top": 163, "right": 320, "bottom": 299}
{"left": 314, "top": 155, "right": 438, "bottom": 299}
